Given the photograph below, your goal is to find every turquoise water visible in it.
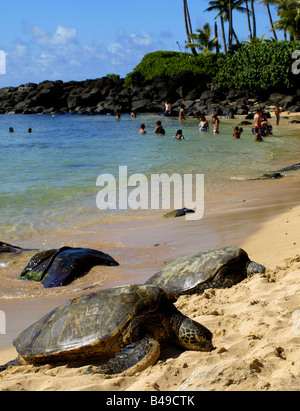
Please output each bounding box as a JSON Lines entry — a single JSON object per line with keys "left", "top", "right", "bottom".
{"left": 0, "top": 113, "right": 299, "bottom": 238}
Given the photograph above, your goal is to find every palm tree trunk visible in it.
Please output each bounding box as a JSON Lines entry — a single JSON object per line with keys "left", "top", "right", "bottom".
{"left": 214, "top": 21, "right": 219, "bottom": 54}
{"left": 228, "top": 0, "right": 233, "bottom": 49}
{"left": 220, "top": 16, "right": 227, "bottom": 54}
{"left": 183, "top": 0, "right": 198, "bottom": 56}
{"left": 266, "top": 3, "right": 278, "bottom": 40}
{"left": 245, "top": 0, "right": 253, "bottom": 39}
{"left": 233, "top": 28, "right": 240, "bottom": 44}
{"left": 250, "top": 0, "right": 257, "bottom": 38}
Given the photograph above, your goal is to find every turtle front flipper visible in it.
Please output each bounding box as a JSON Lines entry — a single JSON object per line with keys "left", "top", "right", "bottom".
{"left": 86, "top": 335, "right": 160, "bottom": 376}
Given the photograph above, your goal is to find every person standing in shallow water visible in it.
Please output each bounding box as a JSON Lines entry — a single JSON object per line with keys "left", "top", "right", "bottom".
{"left": 179, "top": 105, "right": 186, "bottom": 120}
{"left": 198, "top": 115, "right": 209, "bottom": 132}
{"left": 211, "top": 114, "right": 220, "bottom": 134}
{"left": 163, "top": 101, "right": 171, "bottom": 116}
{"left": 274, "top": 105, "right": 281, "bottom": 126}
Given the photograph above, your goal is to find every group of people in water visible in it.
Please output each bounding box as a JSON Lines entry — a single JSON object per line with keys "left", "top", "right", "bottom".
{"left": 136, "top": 102, "right": 281, "bottom": 143}
{"left": 250, "top": 106, "right": 280, "bottom": 141}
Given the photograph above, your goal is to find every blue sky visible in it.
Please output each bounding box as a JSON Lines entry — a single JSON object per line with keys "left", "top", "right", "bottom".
{"left": 0, "top": 0, "right": 281, "bottom": 87}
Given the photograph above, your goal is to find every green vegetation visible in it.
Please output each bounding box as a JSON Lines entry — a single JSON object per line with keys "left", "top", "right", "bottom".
{"left": 124, "top": 41, "right": 300, "bottom": 94}
{"left": 214, "top": 40, "right": 300, "bottom": 92}
{"left": 124, "top": 51, "right": 223, "bottom": 87}
{"left": 106, "top": 74, "right": 120, "bottom": 79}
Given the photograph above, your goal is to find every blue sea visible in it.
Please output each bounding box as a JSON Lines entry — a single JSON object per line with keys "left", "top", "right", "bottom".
{"left": 0, "top": 113, "right": 299, "bottom": 241}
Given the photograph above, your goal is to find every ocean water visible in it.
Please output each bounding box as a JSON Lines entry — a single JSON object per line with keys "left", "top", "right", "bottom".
{"left": 0, "top": 113, "right": 299, "bottom": 240}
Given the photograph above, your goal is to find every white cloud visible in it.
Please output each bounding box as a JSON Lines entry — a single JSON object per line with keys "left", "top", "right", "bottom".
{"left": 51, "top": 25, "right": 77, "bottom": 45}
{"left": 0, "top": 24, "right": 169, "bottom": 86}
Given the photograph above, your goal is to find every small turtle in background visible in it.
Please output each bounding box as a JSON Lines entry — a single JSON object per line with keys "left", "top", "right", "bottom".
{"left": 164, "top": 208, "right": 195, "bottom": 218}
{"left": 0, "top": 241, "right": 23, "bottom": 254}
{"left": 146, "top": 246, "right": 266, "bottom": 300}
{"left": 0, "top": 285, "right": 213, "bottom": 375}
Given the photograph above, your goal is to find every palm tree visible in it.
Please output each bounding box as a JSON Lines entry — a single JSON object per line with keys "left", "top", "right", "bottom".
{"left": 185, "top": 23, "right": 220, "bottom": 54}
{"left": 205, "top": 0, "right": 247, "bottom": 53}
{"left": 205, "top": 1, "right": 228, "bottom": 53}
{"left": 272, "top": 0, "right": 300, "bottom": 40}
{"left": 183, "top": 0, "right": 198, "bottom": 56}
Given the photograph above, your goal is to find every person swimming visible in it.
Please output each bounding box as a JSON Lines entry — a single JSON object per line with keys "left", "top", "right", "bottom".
{"left": 233, "top": 126, "right": 243, "bottom": 139}
{"left": 154, "top": 121, "right": 165, "bottom": 135}
{"left": 139, "top": 124, "right": 146, "bottom": 134}
{"left": 174, "top": 129, "right": 184, "bottom": 139}
{"left": 254, "top": 130, "right": 263, "bottom": 142}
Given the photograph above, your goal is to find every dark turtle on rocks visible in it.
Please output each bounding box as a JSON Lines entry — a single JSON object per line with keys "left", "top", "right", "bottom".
{"left": 0, "top": 285, "right": 213, "bottom": 375}
{"left": 19, "top": 246, "right": 119, "bottom": 288}
{"left": 146, "top": 246, "right": 265, "bottom": 300}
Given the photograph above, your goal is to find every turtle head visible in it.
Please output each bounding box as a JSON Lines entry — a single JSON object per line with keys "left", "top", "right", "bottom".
{"left": 176, "top": 317, "right": 213, "bottom": 352}
{"left": 246, "top": 261, "right": 266, "bottom": 277}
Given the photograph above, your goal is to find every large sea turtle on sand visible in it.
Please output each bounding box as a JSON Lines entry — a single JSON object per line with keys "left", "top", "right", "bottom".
{"left": 19, "top": 246, "right": 119, "bottom": 288}
{"left": 146, "top": 246, "right": 265, "bottom": 300}
{"left": 0, "top": 285, "right": 213, "bottom": 375}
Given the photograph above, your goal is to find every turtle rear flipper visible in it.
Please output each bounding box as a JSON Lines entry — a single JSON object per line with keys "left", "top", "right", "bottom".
{"left": 87, "top": 335, "right": 160, "bottom": 376}
{"left": 0, "top": 357, "right": 22, "bottom": 373}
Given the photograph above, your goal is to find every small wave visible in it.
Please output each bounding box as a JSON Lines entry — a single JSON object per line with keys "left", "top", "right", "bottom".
{"left": 231, "top": 176, "right": 246, "bottom": 180}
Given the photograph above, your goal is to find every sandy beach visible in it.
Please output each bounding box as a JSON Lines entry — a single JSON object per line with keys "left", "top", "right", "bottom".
{"left": 0, "top": 116, "right": 299, "bottom": 391}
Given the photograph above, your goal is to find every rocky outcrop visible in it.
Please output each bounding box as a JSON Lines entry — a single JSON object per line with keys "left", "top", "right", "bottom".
{"left": 0, "top": 71, "right": 299, "bottom": 116}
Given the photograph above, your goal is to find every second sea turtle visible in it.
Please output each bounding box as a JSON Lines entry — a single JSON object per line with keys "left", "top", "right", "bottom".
{"left": 146, "top": 246, "right": 265, "bottom": 300}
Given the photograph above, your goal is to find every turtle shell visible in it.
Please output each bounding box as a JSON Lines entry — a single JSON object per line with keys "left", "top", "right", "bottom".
{"left": 146, "top": 246, "right": 250, "bottom": 299}
{"left": 14, "top": 284, "right": 165, "bottom": 364}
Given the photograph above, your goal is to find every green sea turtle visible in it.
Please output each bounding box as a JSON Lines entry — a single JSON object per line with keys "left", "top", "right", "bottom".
{"left": 0, "top": 285, "right": 213, "bottom": 375}
{"left": 19, "top": 246, "right": 119, "bottom": 288}
{"left": 146, "top": 246, "right": 265, "bottom": 300}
